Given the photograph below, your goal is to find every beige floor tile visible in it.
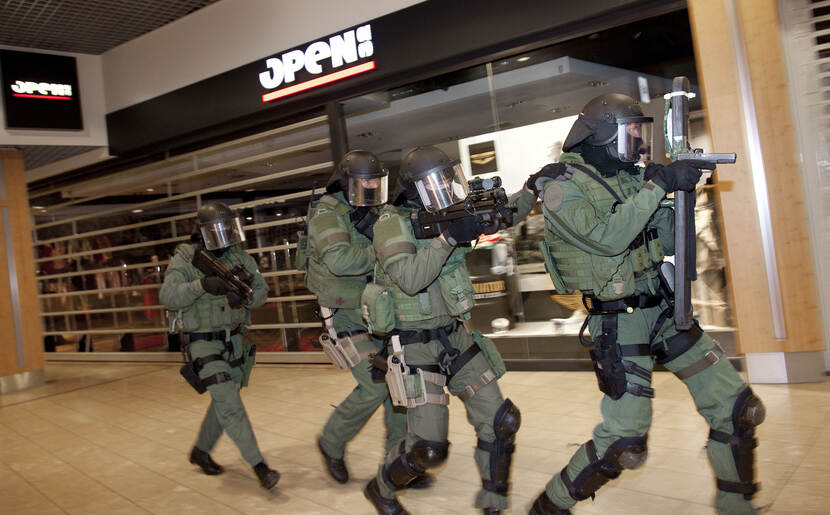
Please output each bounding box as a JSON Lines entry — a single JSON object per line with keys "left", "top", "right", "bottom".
{"left": 2, "top": 362, "right": 829, "bottom": 514}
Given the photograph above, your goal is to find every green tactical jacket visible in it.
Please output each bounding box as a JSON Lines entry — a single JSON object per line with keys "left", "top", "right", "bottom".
{"left": 160, "top": 243, "right": 268, "bottom": 332}
{"left": 305, "top": 191, "right": 376, "bottom": 308}
{"left": 512, "top": 153, "right": 674, "bottom": 300}
{"left": 372, "top": 202, "right": 475, "bottom": 330}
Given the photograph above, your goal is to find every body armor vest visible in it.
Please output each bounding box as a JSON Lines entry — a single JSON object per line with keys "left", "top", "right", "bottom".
{"left": 305, "top": 193, "right": 372, "bottom": 309}
{"left": 373, "top": 205, "right": 475, "bottom": 325}
{"left": 173, "top": 244, "right": 251, "bottom": 332}
{"left": 542, "top": 158, "right": 665, "bottom": 300}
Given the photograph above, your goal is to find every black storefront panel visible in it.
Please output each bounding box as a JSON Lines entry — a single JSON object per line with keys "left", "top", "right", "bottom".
{"left": 106, "top": 0, "right": 681, "bottom": 157}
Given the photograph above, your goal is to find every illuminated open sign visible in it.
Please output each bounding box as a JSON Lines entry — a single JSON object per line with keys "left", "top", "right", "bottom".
{"left": 1, "top": 49, "right": 82, "bottom": 130}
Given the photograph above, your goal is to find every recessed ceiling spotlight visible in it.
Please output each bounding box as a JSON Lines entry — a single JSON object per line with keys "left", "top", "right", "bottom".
{"left": 146, "top": 188, "right": 154, "bottom": 192}
{"left": 517, "top": 56, "right": 531, "bottom": 62}
{"left": 132, "top": 209, "right": 143, "bottom": 213}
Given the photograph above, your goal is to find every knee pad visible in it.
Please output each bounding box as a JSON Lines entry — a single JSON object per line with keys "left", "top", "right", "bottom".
{"left": 383, "top": 439, "right": 449, "bottom": 491}
{"left": 561, "top": 435, "right": 647, "bottom": 501}
{"left": 710, "top": 387, "right": 765, "bottom": 499}
{"left": 736, "top": 388, "right": 766, "bottom": 430}
{"left": 410, "top": 439, "right": 450, "bottom": 470}
{"left": 478, "top": 398, "right": 521, "bottom": 495}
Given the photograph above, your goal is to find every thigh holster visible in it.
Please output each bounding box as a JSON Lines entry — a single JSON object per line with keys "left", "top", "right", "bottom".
{"left": 561, "top": 436, "right": 648, "bottom": 501}
{"left": 477, "top": 398, "right": 521, "bottom": 495}
{"left": 589, "top": 314, "right": 654, "bottom": 400}
{"left": 709, "top": 387, "right": 766, "bottom": 499}
{"left": 382, "top": 439, "right": 450, "bottom": 491}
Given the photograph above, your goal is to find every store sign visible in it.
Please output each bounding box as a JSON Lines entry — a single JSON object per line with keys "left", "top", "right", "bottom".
{"left": 258, "top": 24, "right": 375, "bottom": 103}
{"left": 0, "top": 50, "right": 82, "bottom": 129}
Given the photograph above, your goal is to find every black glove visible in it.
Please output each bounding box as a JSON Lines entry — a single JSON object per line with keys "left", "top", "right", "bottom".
{"left": 226, "top": 291, "right": 244, "bottom": 309}
{"left": 646, "top": 160, "right": 714, "bottom": 192}
{"left": 443, "top": 216, "right": 485, "bottom": 246}
{"left": 527, "top": 163, "right": 568, "bottom": 196}
{"left": 201, "top": 276, "right": 229, "bottom": 296}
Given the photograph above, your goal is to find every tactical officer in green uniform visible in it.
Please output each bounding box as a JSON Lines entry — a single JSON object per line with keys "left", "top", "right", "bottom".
{"left": 508, "top": 94, "right": 765, "bottom": 515}
{"left": 362, "top": 146, "right": 520, "bottom": 515}
{"left": 160, "top": 201, "right": 281, "bottom": 490}
{"left": 302, "top": 150, "right": 408, "bottom": 484}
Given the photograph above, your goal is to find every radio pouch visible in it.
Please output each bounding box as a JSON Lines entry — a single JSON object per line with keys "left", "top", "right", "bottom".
{"left": 361, "top": 283, "right": 396, "bottom": 334}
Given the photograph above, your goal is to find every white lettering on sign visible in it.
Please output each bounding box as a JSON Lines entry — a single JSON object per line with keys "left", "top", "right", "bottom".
{"left": 10, "top": 80, "right": 73, "bottom": 98}
{"left": 259, "top": 24, "right": 374, "bottom": 90}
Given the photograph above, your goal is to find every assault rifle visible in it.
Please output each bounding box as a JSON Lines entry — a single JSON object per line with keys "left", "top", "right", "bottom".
{"left": 192, "top": 247, "right": 254, "bottom": 303}
{"left": 664, "top": 76, "right": 737, "bottom": 330}
{"left": 410, "top": 176, "right": 515, "bottom": 240}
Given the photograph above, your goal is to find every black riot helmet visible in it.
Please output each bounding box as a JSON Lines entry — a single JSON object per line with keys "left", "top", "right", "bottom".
{"left": 343, "top": 150, "right": 388, "bottom": 206}
{"left": 563, "top": 93, "right": 653, "bottom": 164}
{"left": 196, "top": 201, "right": 245, "bottom": 251}
{"left": 326, "top": 150, "right": 388, "bottom": 206}
{"left": 398, "top": 146, "right": 469, "bottom": 213}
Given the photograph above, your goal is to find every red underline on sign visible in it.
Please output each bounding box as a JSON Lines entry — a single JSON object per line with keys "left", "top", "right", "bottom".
{"left": 261, "top": 61, "right": 376, "bottom": 103}
{"left": 12, "top": 93, "right": 72, "bottom": 100}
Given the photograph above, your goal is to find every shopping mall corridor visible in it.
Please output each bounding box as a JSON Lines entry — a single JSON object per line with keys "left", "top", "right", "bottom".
{"left": 0, "top": 363, "right": 827, "bottom": 514}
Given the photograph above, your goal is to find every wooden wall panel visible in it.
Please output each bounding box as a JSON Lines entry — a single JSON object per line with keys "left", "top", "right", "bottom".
{"left": 0, "top": 150, "right": 44, "bottom": 377}
{"left": 688, "top": 0, "right": 823, "bottom": 353}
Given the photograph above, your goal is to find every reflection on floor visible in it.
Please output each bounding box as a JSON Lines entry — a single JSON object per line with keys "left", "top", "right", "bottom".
{"left": 0, "top": 362, "right": 827, "bottom": 514}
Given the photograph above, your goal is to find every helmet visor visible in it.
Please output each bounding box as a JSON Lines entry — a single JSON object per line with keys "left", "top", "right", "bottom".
{"left": 616, "top": 117, "right": 653, "bottom": 163}
{"left": 348, "top": 175, "right": 388, "bottom": 206}
{"left": 200, "top": 217, "right": 246, "bottom": 250}
{"left": 414, "top": 162, "right": 469, "bottom": 213}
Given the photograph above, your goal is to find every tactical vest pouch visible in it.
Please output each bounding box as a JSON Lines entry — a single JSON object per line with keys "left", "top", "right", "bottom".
{"left": 539, "top": 241, "right": 569, "bottom": 294}
{"left": 240, "top": 344, "right": 257, "bottom": 388}
{"left": 361, "top": 283, "right": 396, "bottom": 334}
{"left": 437, "top": 266, "right": 476, "bottom": 316}
{"left": 296, "top": 231, "right": 309, "bottom": 271}
{"left": 180, "top": 362, "right": 207, "bottom": 394}
{"left": 471, "top": 331, "right": 507, "bottom": 379}
{"left": 592, "top": 254, "right": 636, "bottom": 300}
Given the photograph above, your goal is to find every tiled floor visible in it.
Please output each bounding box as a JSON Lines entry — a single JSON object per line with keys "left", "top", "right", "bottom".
{"left": 1, "top": 362, "right": 828, "bottom": 514}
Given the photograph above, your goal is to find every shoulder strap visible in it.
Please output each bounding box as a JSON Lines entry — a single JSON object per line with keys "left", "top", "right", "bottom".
{"left": 568, "top": 163, "right": 624, "bottom": 204}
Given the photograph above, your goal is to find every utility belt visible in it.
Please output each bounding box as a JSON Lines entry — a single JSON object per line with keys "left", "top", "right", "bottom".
{"left": 318, "top": 306, "right": 374, "bottom": 371}
{"left": 377, "top": 321, "right": 506, "bottom": 407}
{"left": 582, "top": 292, "right": 663, "bottom": 315}
{"left": 185, "top": 326, "right": 244, "bottom": 344}
{"left": 179, "top": 325, "right": 254, "bottom": 394}
{"left": 580, "top": 290, "right": 723, "bottom": 399}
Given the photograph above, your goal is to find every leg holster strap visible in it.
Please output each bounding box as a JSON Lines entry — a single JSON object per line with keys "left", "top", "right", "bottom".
{"left": 201, "top": 372, "right": 233, "bottom": 388}
{"left": 191, "top": 354, "right": 225, "bottom": 373}
{"left": 458, "top": 368, "right": 497, "bottom": 401}
{"left": 447, "top": 343, "right": 481, "bottom": 378}
{"left": 652, "top": 323, "right": 703, "bottom": 364}
{"left": 674, "top": 343, "right": 724, "bottom": 380}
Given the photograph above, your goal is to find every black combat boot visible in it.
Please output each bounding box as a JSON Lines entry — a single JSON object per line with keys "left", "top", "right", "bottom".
{"left": 407, "top": 473, "right": 434, "bottom": 489}
{"left": 253, "top": 461, "right": 281, "bottom": 490}
{"left": 482, "top": 509, "right": 500, "bottom": 515}
{"left": 317, "top": 437, "right": 348, "bottom": 483}
{"left": 529, "top": 491, "right": 572, "bottom": 515}
{"left": 364, "top": 478, "right": 410, "bottom": 515}
{"left": 189, "top": 446, "right": 224, "bottom": 475}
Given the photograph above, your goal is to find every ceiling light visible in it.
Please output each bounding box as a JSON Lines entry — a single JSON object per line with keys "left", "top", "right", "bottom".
{"left": 132, "top": 209, "right": 143, "bottom": 213}
{"left": 245, "top": 216, "right": 253, "bottom": 221}
{"left": 517, "top": 56, "right": 530, "bottom": 62}
{"left": 146, "top": 188, "right": 154, "bottom": 192}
